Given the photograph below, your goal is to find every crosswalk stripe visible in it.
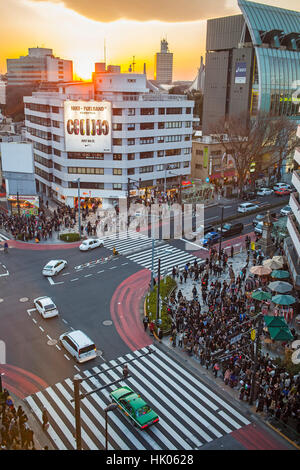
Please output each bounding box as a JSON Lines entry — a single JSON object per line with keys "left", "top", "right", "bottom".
{"left": 0, "top": 233, "right": 10, "bottom": 241}
{"left": 25, "top": 345, "right": 251, "bottom": 450}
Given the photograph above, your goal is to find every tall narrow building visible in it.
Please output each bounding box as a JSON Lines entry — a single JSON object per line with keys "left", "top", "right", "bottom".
{"left": 154, "top": 39, "right": 173, "bottom": 85}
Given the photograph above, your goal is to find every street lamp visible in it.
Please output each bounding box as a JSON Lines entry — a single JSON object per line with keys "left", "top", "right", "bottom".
{"left": 74, "top": 178, "right": 81, "bottom": 239}
{"left": 218, "top": 205, "right": 224, "bottom": 258}
{"left": 104, "top": 403, "right": 118, "bottom": 450}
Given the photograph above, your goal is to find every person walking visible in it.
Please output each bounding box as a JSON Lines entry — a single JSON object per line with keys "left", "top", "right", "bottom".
{"left": 42, "top": 408, "right": 49, "bottom": 431}
{"left": 143, "top": 315, "right": 149, "bottom": 331}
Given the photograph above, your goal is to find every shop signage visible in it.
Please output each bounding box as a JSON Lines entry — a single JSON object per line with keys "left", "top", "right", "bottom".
{"left": 235, "top": 62, "right": 247, "bottom": 84}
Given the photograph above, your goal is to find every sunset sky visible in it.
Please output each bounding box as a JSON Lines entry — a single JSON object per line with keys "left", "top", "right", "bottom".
{"left": 1, "top": 0, "right": 299, "bottom": 81}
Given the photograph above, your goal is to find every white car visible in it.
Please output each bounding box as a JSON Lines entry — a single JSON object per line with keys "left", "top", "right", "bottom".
{"left": 257, "top": 187, "right": 273, "bottom": 196}
{"left": 33, "top": 296, "right": 59, "bottom": 318}
{"left": 42, "top": 259, "right": 67, "bottom": 276}
{"left": 59, "top": 330, "right": 97, "bottom": 363}
{"left": 237, "top": 202, "right": 259, "bottom": 213}
{"left": 254, "top": 222, "right": 263, "bottom": 234}
{"left": 280, "top": 205, "right": 292, "bottom": 216}
{"left": 79, "top": 238, "right": 104, "bottom": 251}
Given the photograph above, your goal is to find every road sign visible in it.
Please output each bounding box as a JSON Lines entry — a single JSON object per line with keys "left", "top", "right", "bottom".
{"left": 230, "top": 333, "right": 242, "bottom": 345}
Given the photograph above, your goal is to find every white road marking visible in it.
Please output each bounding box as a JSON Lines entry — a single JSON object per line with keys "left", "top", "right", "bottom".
{"left": 56, "top": 345, "right": 61, "bottom": 350}
{"left": 109, "top": 266, "right": 117, "bottom": 269}
{"left": 84, "top": 274, "right": 93, "bottom": 278}
{"left": 62, "top": 319, "right": 68, "bottom": 324}
{"left": 64, "top": 354, "right": 71, "bottom": 361}
{"left": 70, "top": 278, "right": 79, "bottom": 282}
{"left": 74, "top": 365, "right": 80, "bottom": 371}
{"left": 97, "top": 270, "right": 104, "bottom": 274}
{"left": 39, "top": 326, "right": 44, "bottom": 332}
{"left": 47, "top": 335, "right": 52, "bottom": 340}
{"left": 62, "top": 273, "right": 70, "bottom": 276}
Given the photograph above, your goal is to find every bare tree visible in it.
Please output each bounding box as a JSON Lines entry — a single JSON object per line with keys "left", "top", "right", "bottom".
{"left": 208, "top": 113, "right": 276, "bottom": 196}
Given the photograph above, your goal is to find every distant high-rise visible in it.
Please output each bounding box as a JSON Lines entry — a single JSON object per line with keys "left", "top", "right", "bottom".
{"left": 154, "top": 39, "right": 173, "bottom": 84}
{"left": 6, "top": 47, "right": 73, "bottom": 86}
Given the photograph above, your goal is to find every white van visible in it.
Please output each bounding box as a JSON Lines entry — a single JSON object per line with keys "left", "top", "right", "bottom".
{"left": 59, "top": 330, "right": 97, "bottom": 363}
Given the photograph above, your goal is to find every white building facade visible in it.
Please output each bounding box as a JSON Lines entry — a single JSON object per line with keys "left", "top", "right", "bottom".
{"left": 284, "top": 123, "right": 300, "bottom": 288}
{"left": 24, "top": 69, "right": 194, "bottom": 208}
{"left": 154, "top": 40, "right": 173, "bottom": 85}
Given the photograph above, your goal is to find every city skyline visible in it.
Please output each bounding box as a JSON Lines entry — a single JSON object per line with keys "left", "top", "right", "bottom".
{"left": 0, "top": 0, "right": 300, "bottom": 81}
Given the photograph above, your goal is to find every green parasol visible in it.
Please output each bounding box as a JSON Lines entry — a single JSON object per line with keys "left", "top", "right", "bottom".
{"left": 264, "top": 316, "right": 288, "bottom": 328}
{"left": 268, "top": 327, "right": 293, "bottom": 341}
{"left": 271, "top": 270, "right": 290, "bottom": 279}
{"left": 272, "top": 294, "right": 296, "bottom": 305}
{"left": 251, "top": 290, "right": 272, "bottom": 301}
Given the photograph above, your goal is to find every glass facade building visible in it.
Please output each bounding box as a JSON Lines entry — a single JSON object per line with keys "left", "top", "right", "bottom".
{"left": 239, "top": 0, "right": 300, "bottom": 121}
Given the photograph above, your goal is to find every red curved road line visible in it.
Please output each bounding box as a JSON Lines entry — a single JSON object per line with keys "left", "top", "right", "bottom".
{"left": 0, "top": 364, "right": 49, "bottom": 399}
{"left": 231, "top": 423, "right": 290, "bottom": 450}
{"left": 110, "top": 269, "right": 152, "bottom": 351}
{"left": 7, "top": 240, "right": 81, "bottom": 251}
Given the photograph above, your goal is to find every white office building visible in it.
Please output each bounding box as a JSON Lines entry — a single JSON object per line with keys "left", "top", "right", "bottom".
{"left": 284, "top": 123, "right": 300, "bottom": 289}
{"left": 154, "top": 40, "right": 173, "bottom": 85}
{"left": 7, "top": 48, "right": 73, "bottom": 86}
{"left": 24, "top": 66, "right": 194, "bottom": 208}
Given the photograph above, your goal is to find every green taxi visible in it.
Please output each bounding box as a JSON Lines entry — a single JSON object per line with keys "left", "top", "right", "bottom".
{"left": 110, "top": 386, "right": 159, "bottom": 430}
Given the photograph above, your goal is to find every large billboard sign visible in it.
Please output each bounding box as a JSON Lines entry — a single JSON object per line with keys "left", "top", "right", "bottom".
{"left": 235, "top": 62, "right": 247, "bottom": 84}
{"left": 64, "top": 101, "right": 112, "bottom": 153}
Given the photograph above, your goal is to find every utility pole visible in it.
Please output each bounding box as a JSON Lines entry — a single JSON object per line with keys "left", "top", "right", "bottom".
{"left": 17, "top": 191, "right": 21, "bottom": 217}
{"left": 249, "top": 314, "right": 263, "bottom": 406}
{"left": 178, "top": 175, "right": 182, "bottom": 205}
{"left": 150, "top": 238, "right": 155, "bottom": 290}
{"left": 218, "top": 205, "right": 224, "bottom": 258}
{"left": 77, "top": 178, "right": 81, "bottom": 239}
{"left": 73, "top": 375, "right": 82, "bottom": 450}
{"left": 156, "top": 258, "right": 161, "bottom": 335}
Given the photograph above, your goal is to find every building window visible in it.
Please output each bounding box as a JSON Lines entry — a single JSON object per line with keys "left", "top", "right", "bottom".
{"left": 128, "top": 168, "right": 135, "bottom": 175}
{"left": 157, "top": 150, "right": 164, "bottom": 157}
{"left": 140, "top": 137, "right": 154, "bottom": 145}
{"left": 140, "top": 152, "right": 153, "bottom": 159}
{"left": 184, "top": 148, "right": 190, "bottom": 154}
{"left": 128, "top": 138, "right": 135, "bottom": 146}
{"left": 128, "top": 108, "right": 135, "bottom": 116}
{"left": 158, "top": 122, "right": 165, "bottom": 129}
{"left": 165, "top": 149, "right": 181, "bottom": 156}
{"left": 165, "top": 121, "right": 182, "bottom": 128}
{"left": 141, "top": 108, "right": 154, "bottom": 115}
{"left": 113, "top": 154, "right": 122, "bottom": 160}
{"left": 113, "top": 168, "right": 122, "bottom": 175}
{"left": 186, "top": 108, "right": 192, "bottom": 114}
{"left": 183, "top": 161, "right": 190, "bottom": 168}
{"left": 165, "top": 135, "right": 181, "bottom": 142}
{"left": 185, "top": 121, "right": 191, "bottom": 128}
{"left": 195, "top": 164, "right": 202, "bottom": 169}
{"left": 113, "top": 138, "right": 122, "bottom": 146}
{"left": 168, "top": 162, "right": 180, "bottom": 169}
{"left": 196, "top": 150, "right": 203, "bottom": 156}
{"left": 157, "top": 137, "right": 164, "bottom": 143}
{"left": 112, "top": 108, "right": 122, "bottom": 116}
{"left": 158, "top": 108, "right": 165, "bottom": 115}
{"left": 53, "top": 134, "right": 60, "bottom": 142}
{"left": 157, "top": 164, "right": 164, "bottom": 171}
{"left": 69, "top": 182, "right": 104, "bottom": 189}
{"left": 112, "top": 123, "right": 122, "bottom": 131}
{"left": 113, "top": 183, "right": 122, "bottom": 190}
{"left": 51, "top": 106, "right": 60, "bottom": 114}
{"left": 140, "top": 122, "right": 154, "bottom": 130}
{"left": 52, "top": 120, "right": 60, "bottom": 128}
{"left": 140, "top": 166, "right": 153, "bottom": 173}
{"left": 166, "top": 107, "right": 182, "bottom": 115}
{"left": 127, "top": 79, "right": 136, "bottom": 83}
{"left": 67, "top": 152, "right": 104, "bottom": 160}
{"left": 53, "top": 162, "right": 62, "bottom": 171}
{"left": 127, "top": 123, "right": 135, "bottom": 131}
{"left": 128, "top": 153, "right": 135, "bottom": 160}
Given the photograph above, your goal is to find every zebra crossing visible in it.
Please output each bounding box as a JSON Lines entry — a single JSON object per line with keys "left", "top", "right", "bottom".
{"left": 25, "top": 345, "right": 250, "bottom": 450}
{"left": 0, "top": 232, "right": 10, "bottom": 242}
{"left": 126, "top": 243, "right": 204, "bottom": 275}
{"left": 102, "top": 230, "right": 163, "bottom": 255}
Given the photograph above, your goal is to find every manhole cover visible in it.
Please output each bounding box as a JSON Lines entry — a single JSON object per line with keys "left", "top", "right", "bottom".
{"left": 19, "top": 297, "right": 29, "bottom": 303}
{"left": 47, "top": 339, "right": 57, "bottom": 346}
{"left": 103, "top": 320, "right": 113, "bottom": 326}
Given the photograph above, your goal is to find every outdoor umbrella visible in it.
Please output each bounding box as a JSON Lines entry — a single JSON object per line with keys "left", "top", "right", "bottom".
{"left": 263, "top": 259, "right": 283, "bottom": 270}
{"left": 268, "top": 281, "right": 293, "bottom": 294}
{"left": 272, "top": 256, "right": 284, "bottom": 265}
{"left": 250, "top": 266, "right": 272, "bottom": 276}
{"left": 251, "top": 290, "right": 272, "bottom": 301}
{"left": 271, "top": 270, "right": 290, "bottom": 279}
{"left": 271, "top": 294, "right": 296, "bottom": 306}
{"left": 264, "top": 316, "right": 289, "bottom": 328}
{"left": 268, "top": 327, "right": 293, "bottom": 341}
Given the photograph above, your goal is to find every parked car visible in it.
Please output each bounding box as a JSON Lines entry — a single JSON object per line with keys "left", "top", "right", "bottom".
{"left": 217, "top": 222, "right": 244, "bottom": 237}
{"left": 237, "top": 202, "right": 259, "bottom": 213}
{"left": 253, "top": 213, "right": 265, "bottom": 226}
{"left": 79, "top": 238, "right": 104, "bottom": 251}
{"left": 257, "top": 187, "right": 273, "bottom": 196}
{"left": 42, "top": 259, "right": 67, "bottom": 276}
{"left": 275, "top": 188, "right": 291, "bottom": 196}
{"left": 280, "top": 205, "right": 292, "bottom": 216}
{"left": 33, "top": 296, "right": 59, "bottom": 319}
{"left": 200, "top": 231, "right": 221, "bottom": 247}
{"left": 110, "top": 386, "right": 159, "bottom": 430}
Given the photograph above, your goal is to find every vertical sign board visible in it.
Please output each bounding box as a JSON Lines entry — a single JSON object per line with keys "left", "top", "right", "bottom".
{"left": 235, "top": 62, "right": 247, "bottom": 84}
{"left": 64, "top": 101, "right": 112, "bottom": 153}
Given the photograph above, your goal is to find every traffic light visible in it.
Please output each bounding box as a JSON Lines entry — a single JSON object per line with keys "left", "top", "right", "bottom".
{"left": 123, "top": 364, "right": 129, "bottom": 379}
{"left": 250, "top": 162, "right": 256, "bottom": 173}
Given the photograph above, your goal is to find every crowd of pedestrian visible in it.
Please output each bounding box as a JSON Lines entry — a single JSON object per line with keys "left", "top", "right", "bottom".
{"left": 167, "top": 245, "right": 300, "bottom": 433}
{"left": 0, "top": 389, "right": 36, "bottom": 450}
